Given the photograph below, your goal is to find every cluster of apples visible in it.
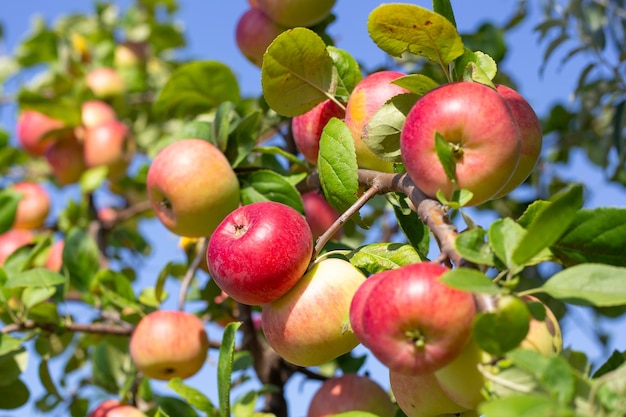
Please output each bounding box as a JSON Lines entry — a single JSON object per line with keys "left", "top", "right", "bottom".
{"left": 236, "top": 0, "right": 336, "bottom": 67}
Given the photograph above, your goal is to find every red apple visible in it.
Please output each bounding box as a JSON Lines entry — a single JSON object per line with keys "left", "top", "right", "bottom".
{"left": 400, "top": 82, "right": 522, "bottom": 206}
{"left": 83, "top": 120, "right": 132, "bottom": 178}
{"left": 0, "top": 229, "right": 34, "bottom": 265}
{"left": 256, "top": 0, "right": 336, "bottom": 27}
{"left": 11, "top": 181, "right": 51, "bottom": 230}
{"left": 292, "top": 99, "right": 346, "bottom": 165}
{"left": 89, "top": 400, "right": 146, "bottom": 417}
{"left": 81, "top": 100, "right": 117, "bottom": 129}
{"left": 129, "top": 310, "right": 209, "bottom": 380}
{"left": 261, "top": 257, "right": 365, "bottom": 366}
{"left": 351, "top": 262, "right": 476, "bottom": 375}
{"left": 348, "top": 272, "right": 386, "bottom": 339}
{"left": 236, "top": 7, "right": 287, "bottom": 68}
{"left": 16, "top": 110, "right": 65, "bottom": 156}
{"left": 307, "top": 373, "right": 396, "bottom": 417}
{"left": 86, "top": 67, "right": 125, "bottom": 98}
{"left": 301, "top": 190, "right": 342, "bottom": 240}
{"left": 146, "top": 139, "right": 240, "bottom": 238}
{"left": 45, "top": 239, "right": 64, "bottom": 272}
{"left": 44, "top": 135, "right": 87, "bottom": 186}
{"left": 207, "top": 201, "right": 313, "bottom": 305}
{"left": 344, "top": 71, "right": 410, "bottom": 172}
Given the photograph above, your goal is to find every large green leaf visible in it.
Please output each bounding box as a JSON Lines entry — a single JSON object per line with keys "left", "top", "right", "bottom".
{"left": 455, "top": 228, "right": 497, "bottom": 266}
{"left": 239, "top": 170, "right": 304, "bottom": 213}
{"left": 0, "top": 188, "right": 21, "bottom": 234}
{"left": 4, "top": 268, "right": 66, "bottom": 289}
{"left": 168, "top": 378, "right": 218, "bottom": 416}
{"left": 15, "top": 18, "right": 58, "bottom": 66}
{"left": 367, "top": 4, "right": 464, "bottom": 64}
{"left": 218, "top": 321, "right": 242, "bottom": 417}
{"left": 154, "top": 61, "right": 240, "bottom": 119}
{"left": 440, "top": 268, "right": 504, "bottom": 295}
{"left": 347, "top": 243, "right": 425, "bottom": 275}
{"left": 0, "top": 379, "right": 29, "bottom": 410}
{"left": 62, "top": 228, "right": 100, "bottom": 293}
{"left": 261, "top": 28, "right": 336, "bottom": 117}
{"left": 18, "top": 90, "right": 82, "bottom": 126}
{"left": 327, "top": 46, "right": 362, "bottom": 101}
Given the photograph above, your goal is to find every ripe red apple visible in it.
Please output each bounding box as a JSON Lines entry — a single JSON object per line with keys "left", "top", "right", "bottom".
{"left": 256, "top": 0, "right": 336, "bottom": 27}
{"left": 350, "top": 262, "right": 476, "bottom": 375}
{"left": 261, "top": 257, "right": 365, "bottom": 366}
{"left": 129, "top": 310, "right": 209, "bottom": 380}
{"left": 83, "top": 120, "right": 132, "bottom": 178}
{"left": 44, "top": 135, "right": 87, "bottom": 186}
{"left": 45, "top": 239, "right": 64, "bottom": 272}
{"left": 81, "top": 100, "right": 117, "bottom": 129}
{"left": 491, "top": 84, "right": 543, "bottom": 198}
{"left": 235, "top": 7, "right": 287, "bottom": 68}
{"left": 86, "top": 67, "right": 125, "bottom": 98}
{"left": 89, "top": 400, "right": 146, "bottom": 417}
{"left": 0, "top": 229, "right": 34, "bottom": 265}
{"left": 344, "top": 71, "right": 410, "bottom": 172}
{"left": 16, "top": 110, "right": 65, "bottom": 156}
{"left": 307, "top": 373, "right": 396, "bottom": 417}
{"left": 11, "top": 181, "right": 51, "bottom": 230}
{"left": 301, "top": 190, "right": 342, "bottom": 240}
{"left": 400, "top": 82, "right": 522, "bottom": 206}
{"left": 207, "top": 201, "right": 313, "bottom": 305}
{"left": 292, "top": 99, "right": 346, "bottom": 165}
{"left": 146, "top": 139, "right": 240, "bottom": 238}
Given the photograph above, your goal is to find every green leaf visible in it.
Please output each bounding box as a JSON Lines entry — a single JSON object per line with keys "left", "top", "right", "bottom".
{"left": 390, "top": 196, "right": 430, "bottom": 256}
{"left": 154, "top": 61, "right": 240, "bottom": 119}
{"left": 168, "top": 378, "right": 218, "bottom": 415}
{"left": 21, "top": 286, "right": 56, "bottom": 309}
{"left": 38, "top": 358, "right": 60, "bottom": 397}
{"left": 0, "top": 188, "right": 21, "bottom": 234}
{"left": 539, "top": 264, "right": 626, "bottom": 307}
{"left": 91, "top": 342, "right": 126, "bottom": 394}
{"left": 347, "top": 243, "right": 425, "bottom": 275}
{"left": 15, "top": 18, "right": 58, "bottom": 66}
{"left": 327, "top": 46, "right": 362, "bottom": 100}
{"left": 440, "top": 268, "right": 504, "bottom": 295}
{"left": 4, "top": 268, "right": 66, "bottom": 289}
{"left": 478, "top": 394, "right": 573, "bottom": 417}
{"left": 367, "top": 4, "right": 464, "bottom": 64}
{"left": 18, "top": 90, "right": 81, "bottom": 126}
{"left": 253, "top": 146, "right": 308, "bottom": 170}
{"left": 154, "top": 396, "right": 199, "bottom": 417}
{"left": 0, "top": 334, "right": 27, "bottom": 357}
{"left": 455, "top": 228, "right": 497, "bottom": 266}
{"left": 262, "top": 28, "right": 335, "bottom": 117}
{"left": 455, "top": 49, "right": 498, "bottom": 82}
{"left": 392, "top": 73, "right": 440, "bottom": 96}
{"left": 512, "top": 184, "right": 583, "bottom": 266}
{"left": 434, "top": 132, "right": 457, "bottom": 183}
{"left": 62, "top": 228, "right": 100, "bottom": 293}
{"left": 489, "top": 217, "right": 526, "bottom": 271}
{"left": 331, "top": 413, "right": 380, "bottom": 417}
{"left": 211, "top": 101, "right": 240, "bottom": 152}
{"left": 432, "top": 0, "right": 457, "bottom": 27}
{"left": 177, "top": 121, "right": 213, "bottom": 145}
{"left": 80, "top": 166, "right": 109, "bottom": 194}
{"left": 240, "top": 170, "right": 304, "bottom": 213}
{"left": 0, "top": 349, "right": 27, "bottom": 387}
{"left": 0, "top": 379, "right": 29, "bottom": 410}
{"left": 225, "top": 110, "right": 261, "bottom": 168}
{"left": 473, "top": 295, "right": 530, "bottom": 356}
{"left": 218, "top": 321, "right": 242, "bottom": 417}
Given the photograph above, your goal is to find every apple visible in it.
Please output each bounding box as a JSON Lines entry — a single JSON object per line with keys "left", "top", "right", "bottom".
{"left": 86, "top": 67, "right": 125, "bottom": 98}
{"left": 207, "top": 201, "right": 313, "bottom": 305}
{"left": 114, "top": 41, "right": 148, "bottom": 68}
{"left": 235, "top": 7, "right": 287, "bottom": 68}
{"left": 129, "top": 310, "right": 209, "bottom": 380}
{"left": 45, "top": 239, "right": 64, "bottom": 272}
{"left": 89, "top": 399, "right": 146, "bottom": 417}
{"left": 491, "top": 84, "right": 543, "bottom": 198}
{"left": 348, "top": 272, "right": 386, "bottom": 338}
{"left": 256, "top": 0, "right": 336, "bottom": 27}
{"left": 10, "top": 181, "right": 51, "bottom": 230}
{"left": 400, "top": 81, "right": 522, "bottom": 206}
{"left": 0, "top": 229, "right": 34, "bottom": 265}
{"left": 307, "top": 373, "right": 396, "bottom": 417}
{"left": 519, "top": 295, "right": 563, "bottom": 356}
{"left": 16, "top": 110, "right": 65, "bottom": 156}
{"left": 350, "top": 262, "right": 476, "bottom": 375}
{"left": 81, "top": 100, "right": 117, "bottom": 129}
{"left": 146, "top": 138, "right": 240, "bottom": 238}
{"left": 83, "top": 120, "right": 133, "bottom": 178}
{"left": 261, "top": 257, "right": 366, "bottom": 366}
{"left": 44, "top": 135, "right": 87, "bottom": 186}
{"left": 292, "top": 99, "right": 345, "bottom": 165}
{"left": 301, "top": 190, "right": 342, "bottom": 240}
{"left": 344, "top": 71, "right": 410, "bottom": 172}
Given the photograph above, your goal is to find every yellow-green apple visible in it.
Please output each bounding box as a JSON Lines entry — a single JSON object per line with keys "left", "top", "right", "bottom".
{"left": 302, "top": 190, "right": 342, "bottom": 240}
{"left": 114, "top": 41, "right": 148, "bottom": 69}
{"left": 89, "top": 399, "right": 147, "bottom": 417}
{"left": 491, "top": 84, "right": 543, "bottom": 198}
{"left": 0, "top": 229, "right": 34, "bottom": 265}
{"left": 261, "top": 258, "right": 365, "bottom": 366}
{"left": 45, "top": 239, "right": 64, "bottom": 272}
{"left": 81, "top": 100, "right": 117, "bottom": 129}
{"left": 16, "top": 110, "right": 65, "bottom": 156}
{"left": 292, "top": 99, "right": 345, "bottom": 165}
{"left": 83, "top": 120, "right": 133, "bottom": 178}
{"left": 86, "top": 67, "right": 125, "bottom": 98}
{"left": 11, "top": 181, "right": 51, "bottom": 230}
{"left": 350, "top": 262, "right": 476, "bottom": 375}
{"left": 129, "top": 310, "right": 209, "bottom": 380}
{"left": 389, "top": 369, "right": 470, "bottom": 417}
{"left": 207, "top": 201, "right": 313, "bottom": 305}
{"left": 344, "top": 71, "right": 410, "bottom": 172}
{"left": 400, "top": 82, "right": 522, "bottom": 206}
{"left": 44, "top": 135, "right": 87, "bottom": 185}
{"left": 307, "top": 373, "right": 396, "bottom": 417}
{"left": 256, "top": 0, "right": 336, "bottom": 27}
{"left": 235, "top": 7, "right": 287, "bottom": 67}
{"left": 519, "top": 295, "right": 562, "bottom": 355}
{"left": 146, "top": 138, "right": 240, "bottom": 238}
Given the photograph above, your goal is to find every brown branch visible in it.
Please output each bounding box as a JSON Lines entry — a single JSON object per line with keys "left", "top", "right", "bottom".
{"left": 1, "top": 320, "right": 133, "bottom": 335}
{"left": 178, "top": 238, "right": 208, "bottom": 311}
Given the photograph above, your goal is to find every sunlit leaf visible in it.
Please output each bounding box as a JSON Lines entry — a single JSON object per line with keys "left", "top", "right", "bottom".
{"left": 347, "top": 243, "right": 425, "bottom": 275}
{"left": 168, "top": 378, "right": 218, "bottom": 415}
{"left": 218, "top": 321, "right": 242, "bottom": 417}
{"left": 327, "top": 46, "right": 362, "bottom": 100}
{"left": 240, "top": 170, "right": 304, "bottom": 213}
{"left": 440, "top": 268, "right": 504, "bottom": 295}
{"left": 4, "top": 268, "right": 66, "bottom": 289}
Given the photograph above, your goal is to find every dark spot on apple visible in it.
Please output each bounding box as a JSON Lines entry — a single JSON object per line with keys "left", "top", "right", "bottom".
{"left": 164, "top": 367, "right": 175, "bottom": 375}
{"left": 159, "top": 198, "right": 172, "bottom": 211}
{"left": 545, "top": 317, "right": 556, "bottom": 337}
{"left": 233, "top": 224, "right": 248, "bottom": 238}
{"left": 424, "top": 20, "right": 432, "bottom": 26}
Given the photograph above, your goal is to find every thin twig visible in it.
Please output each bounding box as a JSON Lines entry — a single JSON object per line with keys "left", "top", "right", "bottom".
{"left": 178, "top": 238, "right": 208, "bottom": 311}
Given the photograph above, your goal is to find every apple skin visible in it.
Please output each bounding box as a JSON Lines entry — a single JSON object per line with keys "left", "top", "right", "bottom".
{"left": 235, "top": 7, "right": 287, "bottom": 68}
{"left": 344, "top": 71, "right": 409, "bottom": 172}
{"left": 302, "top": 190, "right": 342, "bottom": 240}
{"left": 491, "top": 84, "right": 543, "bottom": 198}
{"left": 81, "top": 100, "right": 117, "bottom": 129}
{"left": 256, "top": 0, "right": 336, "bottom": 27}
{"left": 86, "top": 67, "right": 125, "bottom": 98}
{"left": 261, "top": 258, "right": 365, "bottom": 366}
{"left": 83, "top": 120, "right": 133, "bottom": 178}
{"left": 292, "top": 99, "right": 346, "bottom": 165}
{"left": 89, "top": 400, "right": 147, "bottom": 417}
{"left": 16, "top": 110, "right": 65, "bottom": 156}
{"left": 351, "top": 262, "right": 476, "bottom": 375}
{"left": 11, "top": 181, "right": 51, "bottom": 230}
{"left": 0, "top": 229, "right": 34, "bottom": 265}
{"left": 207, "top": 201, "right": 313, "bottom": 305}
{"left": 146, "top": 138, "right": 240, "bottom": 238}
{"left": 400, "top": 82, "right": 522, "bottom": 206}
{"left": 44, "top": 136, "right": 88, "bottom": 186}
{"left": 129, "top": 310, "right": 209, "bottom": 381}
{"left": 519, "top": 295, "right": 563, "bottom": 356}
{"left": 45, "top": 240, "right": 64, "bottom": 272}
{"left": 307, "top": 373, "right": 396, "bottom": 417}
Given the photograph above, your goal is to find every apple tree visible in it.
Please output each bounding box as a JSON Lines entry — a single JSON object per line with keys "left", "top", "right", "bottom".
{"left": 0, "top": 0, "right": 625, "bottom": 416}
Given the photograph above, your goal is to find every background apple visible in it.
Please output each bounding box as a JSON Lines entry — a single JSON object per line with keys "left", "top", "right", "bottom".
{"left": 519, "top": 295, "right": 563, "bottom": 355}
{"left": 45, "top": 239, "right": 64, "bottom": 272}
{"left": 16, "top": 110, "right": 65, "bottom": 156}
{"left": 236, "top": 7, "right": 287, "bottom": 68}
{"left": 261, "top": 257, "right": 366, "bottom": 366}
{"left": 292, "top": 99, "right": 345, "bottom": 165}
{"left": 89, "top": 399, "right": 147, "bottom": 417}
{"left": 146, "top": 138, "right": 240, "bottom": 238}
{"left": 129, "top": 310, "right": 209, "bottom": 381}
{"left": 344, "top": 70, "right": 409, "bottom": 172}
{"left": 207, "top": 201, "right": 313, "bottom": 305}
{"left": 44, "top": 135, "right": 87, "bottom": 186}
{"left": 0, "top": 229, "right": 34, "bottom": 265}
{"left": 86, "top": 67, "right": 125, "bottom": 98}
{"left": 83, "top": 119, "right": 132, "bottom": 178}
{"left": 301, "top": 190, "right": 342, "bottom": 240}
{"left": 400, "top": 81, "right": 522, "bottom": 206}
{"left": 81, "top": 100, "right": 117, "bottom": 128}
{"left": 256, "top": 0, "right": 336, "bottom": 27}
{"left": 307, "top": 373, "right": 396, "bottom": 417}
{"left": 11, "top": 181, "right": 51, "bottom": 230}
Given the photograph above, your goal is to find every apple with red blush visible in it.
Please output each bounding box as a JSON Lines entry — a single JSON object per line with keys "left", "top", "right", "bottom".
{"left": 292, "top": 99, "right": 345, "bottom": 165}
{"left": 10, "top": 181, "right": 51, "bottom": 230}
{"left": 16, "top": 110, "right": 65, "bottom": 156}
{"left": 236, "top": 7, "right": 287, "bottom": 68}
